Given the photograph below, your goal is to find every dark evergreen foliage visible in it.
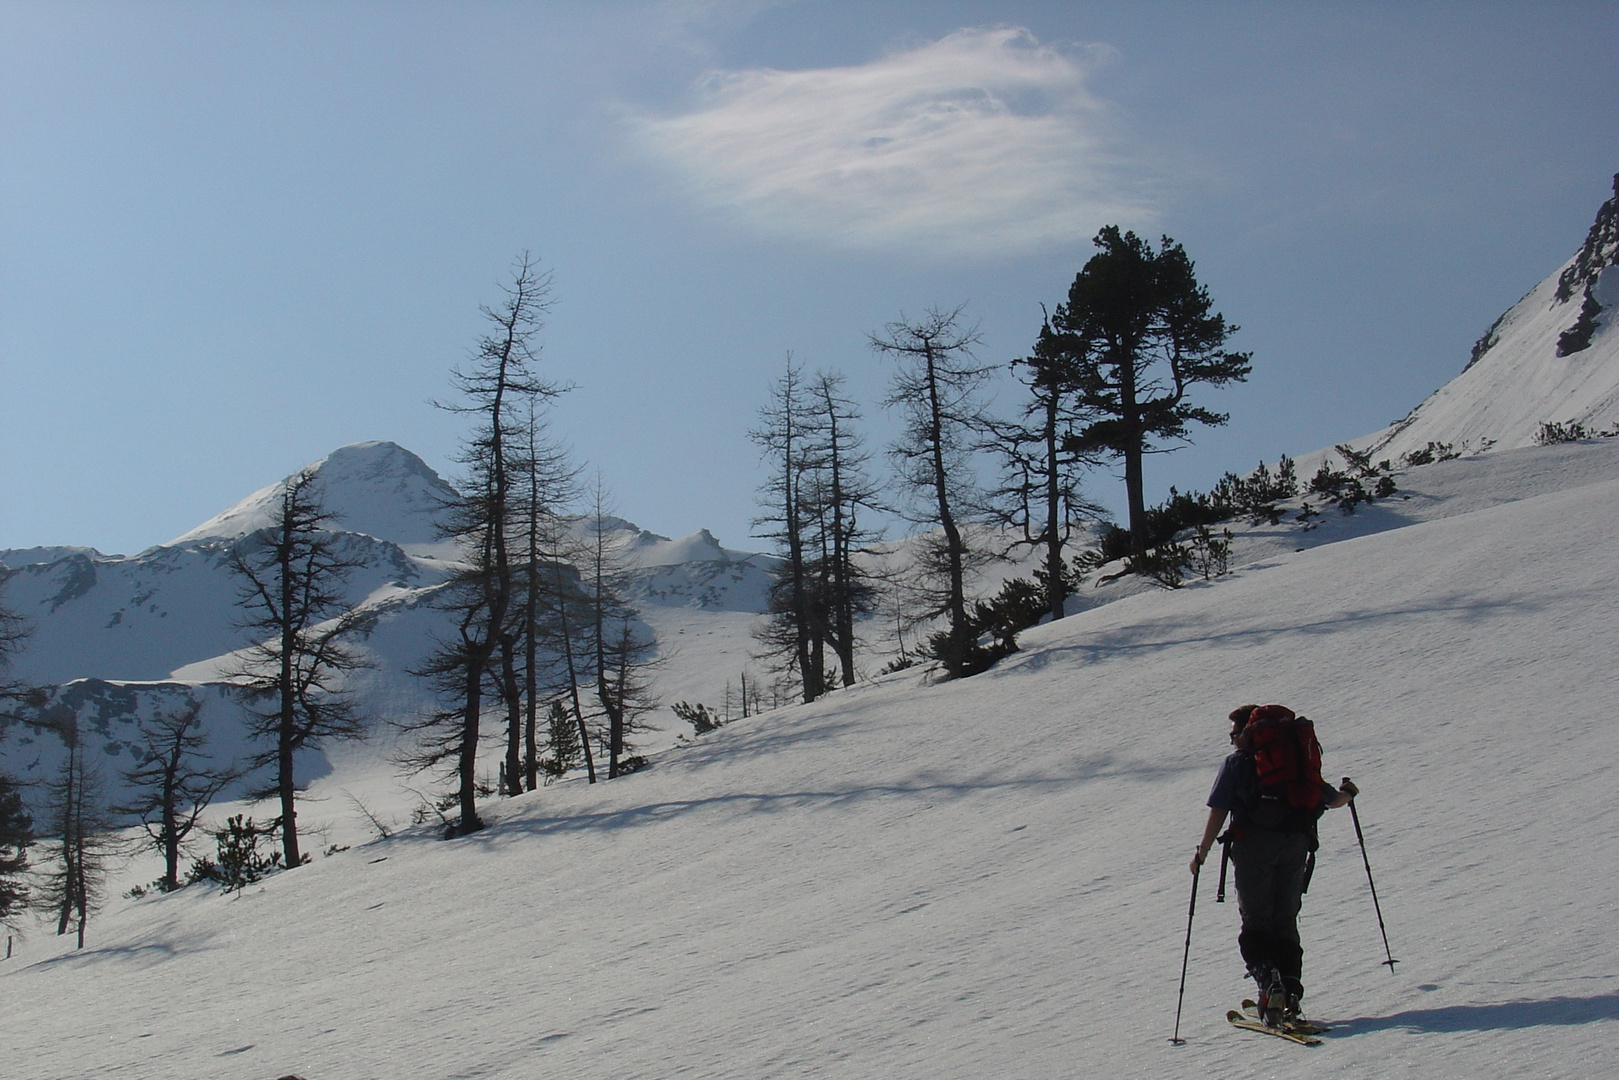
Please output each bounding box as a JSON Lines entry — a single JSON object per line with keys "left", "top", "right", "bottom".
{"left": 1534, "top": 420, "right": 1592, "bottom": 445}
{"left": 0, "top": 774, "right": 31, "bottom": 922}
{"left": 1044, "top": 227, "right": 1252, "bottom": 549}
{"left": 671, "top": 701, "right": 722, "bottom": 736}
{"left": 188, "top": 814, "right": 286, "bottom": 892}
{"left": 1400, "top": 441, "right": 1461, "bottom": 467}
{"left": 538, "top": 699, "right": 585, "bottom": 780}
{"left": 1303, "top": 445, "right": 1398, "bottom": 516}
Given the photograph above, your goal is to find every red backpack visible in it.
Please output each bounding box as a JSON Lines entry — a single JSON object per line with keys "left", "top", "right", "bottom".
{"left": 1242, "top": 705, "right": 1329, "bottom": 822}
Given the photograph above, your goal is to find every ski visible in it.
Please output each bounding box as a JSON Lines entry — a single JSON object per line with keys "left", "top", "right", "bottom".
{"left": 1241, "top": 999, "right": 1329, "bottom": 1035}
{"left": 1227, "top": 1010, "right": 1322, "bottom": 1046}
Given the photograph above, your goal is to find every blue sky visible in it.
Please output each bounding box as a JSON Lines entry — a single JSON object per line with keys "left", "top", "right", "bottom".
{"left": 3, "top": 1, "right": 1616, "bottom": 554}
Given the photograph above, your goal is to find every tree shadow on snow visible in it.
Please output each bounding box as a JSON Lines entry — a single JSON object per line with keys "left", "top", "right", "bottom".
{"left": 1016, "top": 591, "right": 1548, "bottom": 672}
{"left": 30, "top": 936, "right": 195, "bottom": 971}
{"left": 466, "top": 752, "right": 1176, "bottom": 843}
{"left": 1329, "top": 992, "right": 1619, "bottom": 1035}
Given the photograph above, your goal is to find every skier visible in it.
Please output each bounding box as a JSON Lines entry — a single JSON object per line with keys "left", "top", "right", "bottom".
{"left": 1190, "top": 704, "right": 1357, "bottom": 1027}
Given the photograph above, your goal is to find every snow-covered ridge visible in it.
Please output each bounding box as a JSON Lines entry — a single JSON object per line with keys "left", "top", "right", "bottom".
{"left": 0, "top": 544, "right": 107, "bottom": 568}
{"left": 1341, "top": 177, "right": 1619, "bottom": 463}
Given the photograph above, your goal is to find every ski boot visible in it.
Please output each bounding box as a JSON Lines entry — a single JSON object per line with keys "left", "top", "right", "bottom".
{"left": 1254, "top": 967, "right": 1289, "bottom": 1029}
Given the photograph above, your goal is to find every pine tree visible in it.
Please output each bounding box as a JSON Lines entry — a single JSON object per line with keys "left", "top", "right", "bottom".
{"left": 983, "top": 319, "right": 1102, "bottom": 622}
{"left": 227, "top": 467, "right": 371, "bottom": 868}
{"left": 870, "top": 305, "right": 999, "bottom": 677}
{"left": 1048, "top": 227, "right": 1251, "bottom": 550}
{"left": 407, "top": 254, "right": 568, "bottom": 834}
{"left": 0, "top": 581, "right": 36, "bottom": 923}
{"left": 41, "top": 725, "right": 116, "bottom": 949}
{"left": 804, "top": 371, "right": 882, "bottom": 687}
{"left": 0, "top": 774, "right": 31, "bottom": 925}
{"left": 751, "top": 360, "right": 827, "bottom": 703}
{"left": 117, "top": 701, "right": 239, "bottom": 892}
{"left": 579, "top": 485, "right": 658, "bottom": 779}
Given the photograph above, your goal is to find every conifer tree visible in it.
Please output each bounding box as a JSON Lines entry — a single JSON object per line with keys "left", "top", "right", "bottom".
{"left": 1047, "top": 227, "right": 1250, "bottom": 550}
{"left": 0, "top": 774, "right": 30, "bottom": 925}
{"left": 804, "top": 371, "right": 882, "bottom": 687}
{"left": 117, "top": 701, "right": 239, "bottom": 892}
{"left": 408, "top": 254, "right": 568, "bottom": 834}
{"left": 984, "top": 320, "right": 1103, "bottom": 622}
{"left": 510, "top": 392, "right": 580, "bottom": 792}
{"left": 579, "top": 484, "right": 658, "bottom": 778}
{"left": 871, "top": 305, "right": 999, "bottom": 677}
{"left": 228, "top": 468, "right": 371, "bottom": 868}
{"left": 0, "top": 583, "right": 35, "bottom": 922}
{"left": 751, "top": 360, "right": 825, "bottom": 703}
{"left": 41, "top": 724, "right": 115, "bottom": 949}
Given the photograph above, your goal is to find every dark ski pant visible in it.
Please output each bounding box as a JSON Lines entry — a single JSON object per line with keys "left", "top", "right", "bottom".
{"left": 1232, "top": 828, "right": 1312, "bottom": 996}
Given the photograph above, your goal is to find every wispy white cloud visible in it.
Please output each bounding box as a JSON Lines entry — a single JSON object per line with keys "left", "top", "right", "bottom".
{"left": 632, "top": 26, "right": 1152, "bottom": 256}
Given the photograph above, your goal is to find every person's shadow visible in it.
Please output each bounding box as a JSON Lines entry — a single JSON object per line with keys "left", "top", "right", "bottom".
{"left": 1329, "top": 992, "right": 1619, "bottom": 1034}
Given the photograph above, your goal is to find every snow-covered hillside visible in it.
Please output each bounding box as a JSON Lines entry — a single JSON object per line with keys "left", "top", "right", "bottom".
{"left": 5, "top": 436, "right": 1617, "bottom": 1080}
{"left": 1347, "top": 174, "right": 1619, "bottom": 462}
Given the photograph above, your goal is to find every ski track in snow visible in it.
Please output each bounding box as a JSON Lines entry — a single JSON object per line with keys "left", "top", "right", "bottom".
{"left": 3, "top": 440, "right": 1618, "bottom": 1079}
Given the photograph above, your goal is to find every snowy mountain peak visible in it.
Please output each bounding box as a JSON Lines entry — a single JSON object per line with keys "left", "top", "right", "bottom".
{"left": 632, "top": 527, "right": 733, "bottom": 568}
{"left": 167, "top": 440, "right": 455, "bottom": 549}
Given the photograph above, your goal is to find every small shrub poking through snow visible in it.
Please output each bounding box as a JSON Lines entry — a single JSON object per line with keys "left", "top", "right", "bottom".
{"left": 1536, "top": 420, "right": 1591, "bottom": 445}
{"left": 672, "top": 701, "right": 722, "bottom": 736}
{"left": 1401, "top": 441, "right": 1462, "bottom": 467}
{"left": 187, "top": 815, "right": 288, "bottom": 892}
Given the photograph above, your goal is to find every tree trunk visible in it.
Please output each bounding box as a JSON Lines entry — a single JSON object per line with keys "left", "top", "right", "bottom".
{"left": 499, "top": 633, "right": 523, "bottom": 796}
{"left": 161, "top": 769, "right": 180, "bottom": 891}
{"left": 457, "top": 638, "right": 485, "bottom": 834}
{"left": 924, "top": 340, "right": 969, "bottom": 656}
{"left": 1044, "top": 389, "right": 1066, "bottom": 622}
{"left": 278, "top": 506, "right": 302, "bottom": 869}
{"left": 552, "top": 556, "right": 595, "bottom": 783}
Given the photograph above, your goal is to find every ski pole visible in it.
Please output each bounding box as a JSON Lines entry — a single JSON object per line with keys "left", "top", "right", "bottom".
{"left": 1344, "top": 777, "right": 1398, "bottom": 971}
{"left": 1170, "top": 859, "right": 1201, "bottom": 1043}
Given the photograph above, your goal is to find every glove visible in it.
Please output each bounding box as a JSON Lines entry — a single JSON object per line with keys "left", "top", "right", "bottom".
{"left": 1339, "top": 779, "right": 1359, "bottom": 798}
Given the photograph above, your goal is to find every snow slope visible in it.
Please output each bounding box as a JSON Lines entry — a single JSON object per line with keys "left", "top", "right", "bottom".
{"left": 1346, "top": 176, "right": 1619, "bottom": 463}
{"left": 5, "top": 438, "right": 1616, "bottom": 1080}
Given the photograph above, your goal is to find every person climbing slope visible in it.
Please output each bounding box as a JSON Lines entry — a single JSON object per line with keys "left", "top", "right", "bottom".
{"left": 1190, "top": 704, "right": 1357, "bottom": 1028}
